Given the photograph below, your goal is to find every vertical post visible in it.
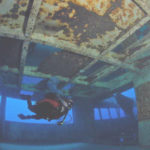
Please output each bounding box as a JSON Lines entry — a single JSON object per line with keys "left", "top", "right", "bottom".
{"left": 0, "top": 94, "right": 6, "bottom": 140}
{"left": 134, "top": 71, "right": 150, "bottom": 146}
{"left": 116, "top": 107, "right": 121, "bottom": 118}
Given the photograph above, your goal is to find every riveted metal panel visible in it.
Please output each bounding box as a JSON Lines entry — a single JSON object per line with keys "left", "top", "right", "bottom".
{"left": 37, "top": 50, "right": 92, "bottom": 78}
{"left": 35, "top": 0, "right": 145, "bottom": 52}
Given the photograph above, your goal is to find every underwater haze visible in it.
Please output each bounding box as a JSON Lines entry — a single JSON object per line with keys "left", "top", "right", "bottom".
{"left": 1, "top": 88, "right": 149, "bottom": 150}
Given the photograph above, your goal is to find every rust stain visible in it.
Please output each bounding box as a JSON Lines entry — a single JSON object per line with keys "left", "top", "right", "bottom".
{"left": 69, "top": 9, "right": 76, "bottom": 18}
{"left": 43, "top": 0, "right": 59, "bottom": 5}
{"left": 0, "top": 0, "right": 28, "bottom": 29}
{"left": 37, "top": 1, "right": 120, "bottom": 47}
{"left": 83, "top": 27, "right": 121, "bottom": 49}
{"left": 109, "top": 0, "right": 144, "bottom": 29}
{"left": 72, "top": 0, "right": 116, "bottom": 16}
{"left": 84, "top": 24, "right": 88, "bottom": 28}
{"left": 43, "top": 0, "right": 116, "bottom": 16}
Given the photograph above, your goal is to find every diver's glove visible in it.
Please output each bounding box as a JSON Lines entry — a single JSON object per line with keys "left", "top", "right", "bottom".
{"left": 57, "top": 121, "right": 64, "bottom": 125}
{"left": 18, "top": 114, "right": 26, "bottom": 119}
{"left": 46, "top": 118, "right": 51, "bottom": 121}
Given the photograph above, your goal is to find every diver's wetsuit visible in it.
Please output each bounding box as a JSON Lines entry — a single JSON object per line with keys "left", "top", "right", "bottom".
{"left": 26, "top": 97, "right": 61, "bottom": 120}
{"left": 18, "top": 94, "right": 72, "bottom": 124}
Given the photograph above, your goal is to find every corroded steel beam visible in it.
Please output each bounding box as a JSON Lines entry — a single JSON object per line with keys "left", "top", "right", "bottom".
{"left": 16, "top": 0, "right": 42, "bottom": 89}
{"left": 98, "top": 54, "right": 140, "bottom": 72}
{"left": 94, "top": 72, "right": 133, "bottom": 89}
{"left": 0, "top": 0, "right": 42, "bottom": 38}
{"left": 100, "top": 32, "right": 150, "bottom": 67}
{"left": 0, "top": 65, "right": 111, "bottom": 88}
{"left": 91, "top": 66, "right": 119, "bottom": 84}
{"left": 101, "top": 16, "right": 150, "bottom": 55}
{"left": 78, "top": 60, "right": 98, "bottom": 74}
{"left": 24, "top": 66, "right": 69, "bottom": 82}
{"left": 30, "top": 33, "right": 139, "bottom": 72}
{"left": 0, "top": 65, "right": 69, "bottom": 82}
{"left": 31, "top": 33, "right": 100, "bottom": 58}
{"left": 105, "top": 72, "right": 134, "bottom": 90}
{"left": 24, "top": 0, "right": 42, "bottom": 37}
{"left": 18, "top": 41, "right": 30, "bottom": 89}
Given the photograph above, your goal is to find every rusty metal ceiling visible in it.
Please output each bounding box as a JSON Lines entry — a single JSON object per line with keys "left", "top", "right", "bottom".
{"left": 0, "top": 0, "right": 150, "bottom": 99}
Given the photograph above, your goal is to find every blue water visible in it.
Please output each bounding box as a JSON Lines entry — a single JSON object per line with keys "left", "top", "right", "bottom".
{"left": 5, "top": 97, "right": 73, "bottom": 124}
{"left": 0, "top": 88, "right": 141, "bottom": 149}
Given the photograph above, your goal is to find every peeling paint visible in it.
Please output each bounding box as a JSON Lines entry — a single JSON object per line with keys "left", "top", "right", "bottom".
{"left": 109, "top": 0, "right": 144, "bottom": 29}
{"left": 84, "top": 27, "right": 121, "bottom": 50}
{"left": 0, "top": 0, "right": 29, "bottom": 29}
{"left": 36, "top": 0, "right": 122, "bottom": 48}
{"left": 35, "top": 0, "right": 145, "bottom": 51}
{"left": 70, "top": 0, "right": 116, "bottom": 16}
{"left": 43, "top": 0, "right": 117, "bottom": 16}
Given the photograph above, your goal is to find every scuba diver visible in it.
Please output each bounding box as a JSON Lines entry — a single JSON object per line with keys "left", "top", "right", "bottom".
{"left": 18, "top": 92, "right": 73, "bottom": 125}
{"left": 114, "top": 93, "right": 134, "bottom": 118}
